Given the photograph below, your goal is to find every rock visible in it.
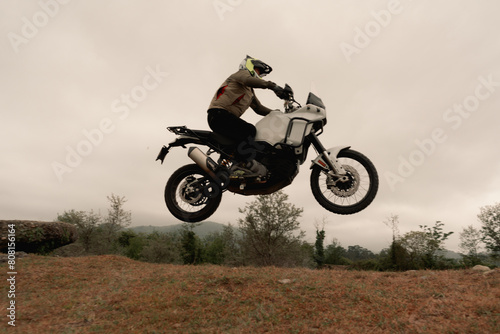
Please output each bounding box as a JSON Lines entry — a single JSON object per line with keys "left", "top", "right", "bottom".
{"left": 278, "top": 279, "right": 292, "bottom": 284}
{"left": 471, "top": 265, "right": 491, "bottom": 272}
{"left": 484, "top": 269, "right": 499, "bottom": 277}
{"left": 0, "top": 220, "right": 77, "bottom": 254}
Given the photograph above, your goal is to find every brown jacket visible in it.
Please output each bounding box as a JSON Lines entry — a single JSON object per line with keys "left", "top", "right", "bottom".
{"left": 208, "top": 70, "right": 275, "bottom": 117}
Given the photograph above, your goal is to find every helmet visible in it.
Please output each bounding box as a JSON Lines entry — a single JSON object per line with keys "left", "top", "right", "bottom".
{"left": 239, "top": 55, "right": 272, "bottom": 78}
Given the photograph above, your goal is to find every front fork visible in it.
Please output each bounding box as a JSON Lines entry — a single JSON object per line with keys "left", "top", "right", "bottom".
{"left": 308, "top": 132, "right": 350, "bottom": 176}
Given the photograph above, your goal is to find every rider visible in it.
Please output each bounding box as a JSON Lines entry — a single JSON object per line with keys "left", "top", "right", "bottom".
{"left": 207, "top": 55, "right": 284, "bottom": 177}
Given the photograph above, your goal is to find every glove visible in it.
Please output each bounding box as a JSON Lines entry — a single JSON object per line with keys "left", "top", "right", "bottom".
{"left": 272, "top": 85, "right": 287, "bottom": 99}
{"left": 266, "top": 81, "right": 287, "bottom": 99}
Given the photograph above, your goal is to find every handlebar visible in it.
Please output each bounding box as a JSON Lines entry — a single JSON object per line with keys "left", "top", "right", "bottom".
{"left": 273, "top": 83, "right": 301, "bottom": 113}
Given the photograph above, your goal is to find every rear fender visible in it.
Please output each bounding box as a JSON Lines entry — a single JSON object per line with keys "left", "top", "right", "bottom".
{"left": 310, "top": 145, "right": 350, "bottom": 173}
{"left": 156, "top": 135, "right": 202, "bottom": 164}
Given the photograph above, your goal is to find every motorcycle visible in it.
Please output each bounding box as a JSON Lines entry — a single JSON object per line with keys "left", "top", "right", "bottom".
{"left": 156, "top": 84, "right": 379, "bottom": 223}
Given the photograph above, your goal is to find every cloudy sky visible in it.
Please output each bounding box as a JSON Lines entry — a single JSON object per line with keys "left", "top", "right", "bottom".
{"left": 1, "top": 0, "right": 499, "bottom": 252}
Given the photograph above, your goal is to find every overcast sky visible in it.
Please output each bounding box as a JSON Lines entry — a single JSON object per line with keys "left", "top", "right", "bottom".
{"left": 1, "top": 0, "right": 499, "bottom": 252}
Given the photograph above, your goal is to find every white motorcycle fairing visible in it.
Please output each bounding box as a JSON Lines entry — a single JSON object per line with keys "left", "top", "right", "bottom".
{"left": 254, "top": 104, "right": 348, "bottom": 175}
{"left": 254, "top": 104, "right": 326, "bottom": 147}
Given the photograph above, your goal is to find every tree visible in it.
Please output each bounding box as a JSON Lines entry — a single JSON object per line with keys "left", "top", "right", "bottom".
{"left": 118, "top": 230, "right": 146, "bottom": 260}
{"left": 378, "top": 242, "right": 410, "bottom": 271}
{"left": 181, "top": 223, "right": 203, "bottom": 264}
{"left": 383, "top": 214, "right": 401, "bottom": 269}
{"left": 459, "top": 225, "right": 484, "bottom": 266}
{"left": 399, "top": 231, "right": 429, "bottom": 269}
{"left": 314, "top": 229, "right": 326, "bottom": 268}
{"left": 100, "top": 194, "right": 132, "bottom": 249}
{"left": 478, "top": 202, "right": 500, "bottom": 256}
{"left": 238, "top": 190, "right": 305, "bottom": 267}
{"left": 105, "top": 194, "right": 132, "bottom": 230}
{"left": 57, "top": 209, "right": 86, "bottom": 226}
{"left": 57, "top": 209, "right": 101, "bottom": 252}
{"left": 383, "top": 214, "right": 400, "bottom": 241}
{"left": 398, "top": 221, "right": 453, "bottom": 269}
{"left": 324, "top": 238, "right": 348, "bottom": 265}
{"left": 220, "top": 224, "right": 242, "bottom": 266}
{"left": 140, "top": 231, "right": 182, "bottom": 264}
{"left": 203, "top": 224, "right": 241, "bottom": 266}
{"left": 313, "top": 218, "right": 328, "bottom": 268}
{"left": 56, "top": 194, "right": 132, "bottom": 255}
{"left": 203, "top": 232, "right": 226, "bottom": 265}
{"left": 419, "top": 221, "right": 453, "bottom": 267}
{"left": 345, "top": 245, "right": 376, "bottom": 262}
{"left": 419, "top": 221, "right": 453, "bottom": 250}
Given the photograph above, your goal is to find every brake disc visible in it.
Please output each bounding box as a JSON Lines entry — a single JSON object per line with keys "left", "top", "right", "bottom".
{"left": 327, "top": 165, "right": 360, "bottom": 197}
{"left": 178, "top": 178, "right": 204, "bottom": 205}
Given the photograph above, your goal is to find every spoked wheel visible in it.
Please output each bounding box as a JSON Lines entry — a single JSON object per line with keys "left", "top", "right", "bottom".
{"left": 310, "top": 149, "right": 378, "bottom": 215}
{"left": 165, "top": 164, "right": 222, "bottom": 223}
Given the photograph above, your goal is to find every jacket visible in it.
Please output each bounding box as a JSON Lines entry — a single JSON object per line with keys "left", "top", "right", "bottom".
{"left": 208, "top": 70, "right": 275, "bottom": 117}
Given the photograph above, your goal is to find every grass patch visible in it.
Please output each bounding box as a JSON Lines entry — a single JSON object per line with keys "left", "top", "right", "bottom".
{"left": 2, "top": 255, "right": 499, "bottom": 333}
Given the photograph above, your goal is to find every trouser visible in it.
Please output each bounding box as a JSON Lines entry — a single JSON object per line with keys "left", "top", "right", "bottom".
{"left": 207, "top": 108, "right": 259, "bottom": 161}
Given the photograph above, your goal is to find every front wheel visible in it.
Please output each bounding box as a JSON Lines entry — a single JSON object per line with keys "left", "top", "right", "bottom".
{"left": 165, "top": 164, "right": 222, "bottom": 223}
{"left": 310, "top": 149, "right": 378, "bottom": 215}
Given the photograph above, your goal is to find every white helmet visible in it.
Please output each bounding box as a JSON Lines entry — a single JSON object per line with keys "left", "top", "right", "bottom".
{"left": 238, "top": 55, "right": 273, "bottom": 78}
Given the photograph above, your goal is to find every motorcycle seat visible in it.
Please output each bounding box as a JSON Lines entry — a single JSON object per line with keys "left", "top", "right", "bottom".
{"left": 209, "top": 132, "right": 237, "bottom": 147}
{"left": 167, "top": 126, "right": 237, "bottom": 148}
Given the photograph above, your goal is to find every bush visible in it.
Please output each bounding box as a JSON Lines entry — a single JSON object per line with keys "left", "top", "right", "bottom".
{"left": 140, "top": 231, "right": 182, "bottom": 264}
{"left": 348, "top": 259, "right": 381, "bottom": 271}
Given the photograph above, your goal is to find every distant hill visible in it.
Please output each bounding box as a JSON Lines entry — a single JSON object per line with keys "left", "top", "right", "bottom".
{"left": 129, "top": 221, "right": 232, "bottom": 238}
{"left": 437, "top": 249, "right": 462, "bottom": 260}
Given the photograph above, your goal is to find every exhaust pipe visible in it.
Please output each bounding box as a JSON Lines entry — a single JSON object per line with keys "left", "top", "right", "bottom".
{"left": 188, "top": 147, "right": 219, "bottom": 179}
{"left": 188, "top": 147, "right": 229, "bottom": 190}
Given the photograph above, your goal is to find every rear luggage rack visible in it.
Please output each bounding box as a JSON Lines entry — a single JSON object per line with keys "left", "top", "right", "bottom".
{"left": 167, "top": 126, "right": 192, "bottom": 135}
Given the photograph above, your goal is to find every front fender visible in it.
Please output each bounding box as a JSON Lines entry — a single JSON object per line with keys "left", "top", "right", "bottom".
{"left": 310, "top": 145, "right": 351, "bottom": 172}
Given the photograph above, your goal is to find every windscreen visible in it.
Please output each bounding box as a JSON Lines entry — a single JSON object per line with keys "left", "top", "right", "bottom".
{"left": 306, "top": 92, "right": 325, "bottom": 109}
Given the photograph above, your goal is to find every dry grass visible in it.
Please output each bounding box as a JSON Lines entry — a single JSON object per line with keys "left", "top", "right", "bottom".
{"left": 2, "top": 254, "right": 499, "bottom": 333}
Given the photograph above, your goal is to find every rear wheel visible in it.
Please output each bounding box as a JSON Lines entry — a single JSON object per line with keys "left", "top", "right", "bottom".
{"left": 165, "top": 164, "right": 222, "bottom": 223}
{"left": 310, "top": 149, "right": 378, "bottom": 215}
